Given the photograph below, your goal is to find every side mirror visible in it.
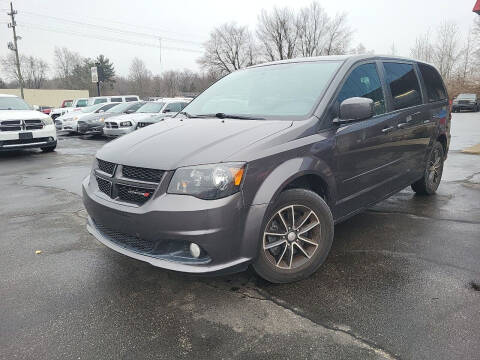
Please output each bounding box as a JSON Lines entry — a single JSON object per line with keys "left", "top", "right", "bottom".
{"left": 163, "top": 108, "right": 171, "bottom": 113}
{"left": 335, "top": 97, "right": 375, "bottom": 124}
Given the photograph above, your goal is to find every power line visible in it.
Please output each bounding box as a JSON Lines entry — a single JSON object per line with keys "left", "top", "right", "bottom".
{"left": 18, "top": 22, "right": 204, "bottom": 54}
{"left": 7, "top": 1, "right": 24, "bottom": 98}
{"left": 21, "top": 10, "right": 204, "bottom": 47}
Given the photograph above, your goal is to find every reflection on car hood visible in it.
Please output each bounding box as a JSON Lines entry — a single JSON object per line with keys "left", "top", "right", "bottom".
{"left": 97, "top": 117, "right": 292, "bottom": 169}
{"left": 80, "top": 112, "right": 117, "bottom": 122}
{"left": 0, "top": 110, "right": 48, "bottom": 121}
{"left": 105, "top": 112, "right": 161, "bottom": 123}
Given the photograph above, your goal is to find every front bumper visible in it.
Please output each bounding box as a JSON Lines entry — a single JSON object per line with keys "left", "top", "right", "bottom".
{"left": 103, "top": 126, "right": 134, "bottom": 137}
{"left": 0, "top": 125, "right": 57, "bottom": 151}
{"left": 62, "top": 121, "right": 78, "bottom": 132}
{"left": 78, "top": 122, "right": 104, "bottom": 135}
{"left": 82, "top": 175, "right": 267, "bottom": 274}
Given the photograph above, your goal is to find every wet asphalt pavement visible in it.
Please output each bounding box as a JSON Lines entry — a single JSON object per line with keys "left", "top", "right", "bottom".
{"left": 1, "top": 113, "right": 479, "bottom": 360}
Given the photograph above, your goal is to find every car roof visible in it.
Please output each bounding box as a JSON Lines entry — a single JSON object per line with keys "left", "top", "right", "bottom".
{"left": 0, "top": 94, "right": 19, "bottom": 98}
{"left": 248, "top": 54, "right": 437, "bottom": 69}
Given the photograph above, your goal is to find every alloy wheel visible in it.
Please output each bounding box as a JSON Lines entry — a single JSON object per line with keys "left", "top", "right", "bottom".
{"left": 263, "top": 205, "right": 321, "bottom": 270}
{"left": 427, "top": 147, "right": 442, "bottom": 188}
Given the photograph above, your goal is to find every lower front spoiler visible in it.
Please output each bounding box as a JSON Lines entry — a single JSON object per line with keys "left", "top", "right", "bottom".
{"left": 0, "top": 139, "right": 57, "bottom": 151}
{"left": 86, "top": 216, "right": 251, "bottom": 275}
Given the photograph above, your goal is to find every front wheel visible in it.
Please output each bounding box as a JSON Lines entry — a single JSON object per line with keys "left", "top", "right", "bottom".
{"left": 252, "top": 189, "right": 334, "bottom": 283}
{"left": 411, "top": 141, "right": 444, "bottom": 195}
{"left": 41, "top": 145, "right": 56, "bottom": 153}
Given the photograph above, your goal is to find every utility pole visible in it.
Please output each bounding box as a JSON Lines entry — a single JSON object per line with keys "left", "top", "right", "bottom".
{"left": 158, "top": 37, "right": 162, "bottom": 73}
{"left": 7, "top": 1, "right": 24, "bottom": 99}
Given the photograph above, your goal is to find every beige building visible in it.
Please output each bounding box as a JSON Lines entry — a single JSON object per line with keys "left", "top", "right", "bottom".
{"left": 0, "top": 88, "right": 89, "bottom": 107}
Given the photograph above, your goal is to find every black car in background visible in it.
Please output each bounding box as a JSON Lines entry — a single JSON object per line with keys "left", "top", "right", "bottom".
{"left": 83, "top": 55, "right": 451, "bottom": 283}
{"left": 452, "top": 93, "right": 479, "bottom": 112}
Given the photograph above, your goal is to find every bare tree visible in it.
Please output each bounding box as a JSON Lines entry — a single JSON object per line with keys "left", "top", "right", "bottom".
{"left": 256, "top": 6, "right": 298, "bottom": 61}
{"left": 323, "top": 13, "right": 352, "bottom": 55}
{"left": 54, "top": 47, "right": 82, "bottom": 88}
{"left": 458, "top": 27, "right": 475, "bottom": 85}
{"left": 296, "top": 2, "right": 329, "bottom": 57}
{"left": 128, "top": 57, "right": 152, "bottom": 98}
{"left": 198, "top": 23, "right": 256, "bottom": 75}
{"left": 0, "top": 53, "right": 22, "bottom": 85}
{"left": 410, "top": 32, "right": 434, "bottom": 62}
{"left": 24, "top": 56, "right": 49, "bottom": 88}
{"left": 434, "top": 21, "right": 461, "bottom": 80}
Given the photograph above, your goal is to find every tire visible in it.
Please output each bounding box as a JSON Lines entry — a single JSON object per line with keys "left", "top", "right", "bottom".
{"left": 411, "top": 141, "right": 444, "bottom": 195}
{"left": 41, "top": 145, "right": 56, "bottom": 153}
{"left": 252, "top": 189, "right": 334, "bottom": 283}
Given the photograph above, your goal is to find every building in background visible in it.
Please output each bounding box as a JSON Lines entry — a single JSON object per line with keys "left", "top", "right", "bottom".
{"left": 0, "top": 89, "right": 89, "bottom": 107}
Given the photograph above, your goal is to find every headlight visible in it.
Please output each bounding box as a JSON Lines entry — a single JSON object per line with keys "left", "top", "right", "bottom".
{"left": 42, "top": 117, "right": 53, "bottom": 125}
{"left": 120, "top": 121, "right": 132, "bottom": 127}
{"left": 73, "top": 116, "right": 78, "bottom": 121}
{"left": 99, "top": 117, "right": 105, "bottom": 123}
{"left": 167, "top": 163, "right": 246, "bottom": 200}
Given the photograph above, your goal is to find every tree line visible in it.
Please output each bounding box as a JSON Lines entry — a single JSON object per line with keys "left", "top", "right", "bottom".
{"left": 1, "top": 2, "right": 479, "bottom": 98}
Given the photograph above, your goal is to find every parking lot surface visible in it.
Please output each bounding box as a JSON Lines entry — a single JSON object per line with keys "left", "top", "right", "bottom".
{"left": 1, "top": 113, "right": 479, "bottom": 360}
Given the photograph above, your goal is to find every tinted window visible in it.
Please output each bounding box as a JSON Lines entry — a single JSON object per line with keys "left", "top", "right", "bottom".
{"left": 383, "top": 63, "right": 422, "bottom": 110}
{"left": 96, "top": 103, "right": 119, "bottom": 112}
{"left": 126, "top": 97, "right": 139, "bottom": 102}
{"left": 76, "top": 99, "right": 88, "bottom": 107}
{"left": 338, "top": 63, "right": 386, "bottom": 115}
{"left": 164, "top": 102, "right": 184, "bottom": 112}
{"left": 418, "top": 64, "right": 446, "bottom": 103}
{"left": 111, "top": 97, "right": 123, "bottom": 102}
{"left": 185, "top": 61, "right": 342, "bottom": 119}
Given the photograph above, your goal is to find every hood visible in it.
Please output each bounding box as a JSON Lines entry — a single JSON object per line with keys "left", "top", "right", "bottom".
{"left": 80, "top": 112, "right": 117, "bottom": 122}
{"left": 97, "top": 117, "right": 292, "bottom": 170}
{"left": 0, "top": 109, "right": 48, "bottom": 121}
{"left": 108, "top": 112, "right": 160, "bottom": 123}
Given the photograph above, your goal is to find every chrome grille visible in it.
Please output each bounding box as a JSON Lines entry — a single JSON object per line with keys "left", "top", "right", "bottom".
{"left": 24, "top": 119, "right": 44, "bottom": 130}
{"left": 96, "top": 176, "right": 112, "bottom": 197}
{"left": 97, "top": 159, "right": 116, "bottom": 175}
{"left": 122, "top": 165, "right": 164, "bottom": 183}
{"left": 0, "top": 120, "right": 22, "bottom": 132}
{"left": 117, "top": 183, "right": 155, "bottom": 205}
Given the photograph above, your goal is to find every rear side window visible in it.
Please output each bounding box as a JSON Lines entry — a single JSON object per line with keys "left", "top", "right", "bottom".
{"left": 338, "top": 63, "right": 386, "bottom": 115}
{"left": 76, "top": 99, "right": 88, "bottom": 107}
{"left": 94, "top": 98, "right": 107, "bottom": 104}
{"left": 383, "top": 62, "right": 422, "bottom": 110}
{"left": 418, "top": 64, "right": 447, "bottom": 103}
{"left": 126, "top": 97, "right": 139, "bottom": 102}
{"left": 111, "top": 97, "right": 123, "bottom": 102}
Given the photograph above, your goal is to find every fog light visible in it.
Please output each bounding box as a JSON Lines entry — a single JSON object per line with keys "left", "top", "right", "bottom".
{"left": 189, "top": 243, "right": 201, "bottom": 258}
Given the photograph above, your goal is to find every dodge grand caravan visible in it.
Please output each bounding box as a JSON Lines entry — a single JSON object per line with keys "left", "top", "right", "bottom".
{"left": 83, "top": 55, "right": 450, "bottom": 283}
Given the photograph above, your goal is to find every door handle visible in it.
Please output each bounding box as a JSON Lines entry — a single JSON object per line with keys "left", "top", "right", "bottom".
{"left": 382, "top": 126, "right": 395, "bottom": 133}
{"left": 397, "top": 122, "right": 408, "bottom": 129}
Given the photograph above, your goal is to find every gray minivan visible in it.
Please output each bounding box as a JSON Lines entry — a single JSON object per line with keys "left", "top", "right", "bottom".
{"left": 83, "top": 55, "right": 450, "bottom": 283}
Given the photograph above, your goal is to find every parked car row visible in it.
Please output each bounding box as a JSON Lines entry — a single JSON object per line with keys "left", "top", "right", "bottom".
{"left": 55, "top": 98, "right": 192, "bottom": 137}
{"left": 50, "top": 95, "right": 140, "bottom": 120}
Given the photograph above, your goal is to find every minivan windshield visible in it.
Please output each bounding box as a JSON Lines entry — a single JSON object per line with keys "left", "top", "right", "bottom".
{"left": 183, "top": 61, "right": 341, "bottom": 119}
{"left": 0, "top": 97, "right": 31, "bottom": 110}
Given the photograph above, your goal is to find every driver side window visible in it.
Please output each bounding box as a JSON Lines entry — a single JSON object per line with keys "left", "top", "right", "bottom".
{"left": 338, "top": 63, "right": 386, "bottom": 116}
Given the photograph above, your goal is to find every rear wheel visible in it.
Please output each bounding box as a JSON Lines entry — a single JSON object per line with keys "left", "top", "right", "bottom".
{"left": 252, "top": 189, "right": 334, "bottom": 283}
{"left": 411, "top": 141, "right": 444, "bottom": 195}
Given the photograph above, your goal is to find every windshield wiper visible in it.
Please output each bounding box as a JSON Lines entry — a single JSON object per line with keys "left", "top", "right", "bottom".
{"left": 192, "top": 113, "right": 265, "bottom": 120}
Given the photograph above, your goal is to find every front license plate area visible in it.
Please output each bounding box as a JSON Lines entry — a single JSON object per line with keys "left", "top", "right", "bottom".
{"left": 19, "top": 132, "right": 33, "bottom": 140}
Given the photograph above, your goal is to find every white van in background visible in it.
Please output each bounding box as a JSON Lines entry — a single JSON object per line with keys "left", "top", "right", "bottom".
{"left": 50, "top": 98, "right": 89, "bottom": 120}
{"left": 87, "top": 95, "right": 140, "bottom": 106}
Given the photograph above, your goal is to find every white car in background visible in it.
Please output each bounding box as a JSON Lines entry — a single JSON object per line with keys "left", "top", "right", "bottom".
{"left": 0, "top": 94, "right": 57, "bottom": 152}
{"left": 87, "top": 95, "right": 140, "bottom": 106}
{"left": 104, "top": 99, "right": 191, "bottom": 137}
{"left": 50, "top": 98, "right": 89, "bottom": 120}
{"left": 57, "top": 102, "right": 120, "bottom": 133}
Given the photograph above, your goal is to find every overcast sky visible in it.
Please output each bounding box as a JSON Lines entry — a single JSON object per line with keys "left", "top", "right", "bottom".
{"left": 0, "top": 0, "right": 478, "bottom": 77}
